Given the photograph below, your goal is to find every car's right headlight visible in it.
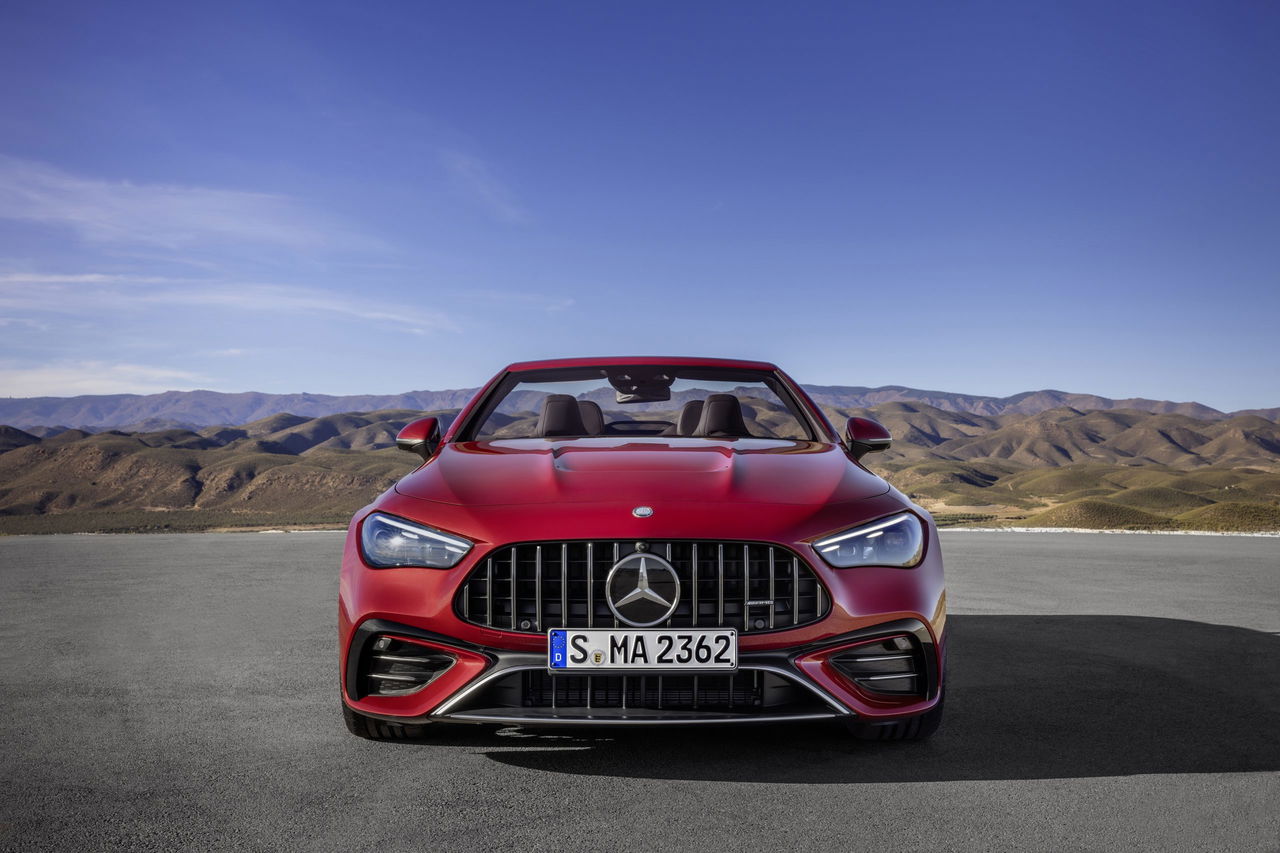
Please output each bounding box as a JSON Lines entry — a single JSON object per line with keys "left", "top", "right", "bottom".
{"left": 359, "top": 512, "right": 472, "bottom": 569}
{"left": 812, "top": 512, "right": 924, "bottom": 568}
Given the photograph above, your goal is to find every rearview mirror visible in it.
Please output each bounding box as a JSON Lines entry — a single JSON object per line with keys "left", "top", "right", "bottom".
{"left": 846, "top": 417, "right": 891, "bottom": 460}
{"left": 608, "top": 369, "right": 673, "bottom": 404}
{"left": 396, "top": 417, "right": 441, "bottom": 460}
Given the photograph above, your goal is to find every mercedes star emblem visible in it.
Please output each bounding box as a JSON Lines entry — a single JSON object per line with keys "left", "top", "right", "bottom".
{"left": 604, "top": 551, "right": 680, "bottom": 626}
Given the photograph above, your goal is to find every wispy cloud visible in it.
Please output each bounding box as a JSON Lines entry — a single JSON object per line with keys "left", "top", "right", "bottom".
{"left": 0, "top": 360, "right": 208, "bottom": 396}
{"left": 440, "top": 151, "right": 528, "bottom": 224}
{"left": 145, "top": 282, "right": 457, "bottom": 333}
{"left": 0, "top": 274, "right": 457, "bottom": 334}
{"left": 0, "top": 155, "right": 371, "bottom": 251}
{"left": 0, "top": 272, "right": 193, "bottom": 285}
{"left": 0, "top": 316, "right": 49, "bottom": 331}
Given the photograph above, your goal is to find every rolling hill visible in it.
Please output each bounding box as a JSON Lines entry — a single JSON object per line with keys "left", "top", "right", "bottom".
{"left": 823, "top": 403, "right": 1280, "bottom": 470}
{"left": 0, "top": 410, "right": 452, "bottom": 534}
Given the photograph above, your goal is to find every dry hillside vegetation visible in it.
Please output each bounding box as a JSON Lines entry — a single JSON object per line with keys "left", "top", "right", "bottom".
{"left": 0, "top": 401, "right": 1276, "bottom": 534}
{"left": 833, "top": 402, "right": 1280, "bottom": 531}
{"left": 0, "top": 410, "right": 442, "bottom": 534}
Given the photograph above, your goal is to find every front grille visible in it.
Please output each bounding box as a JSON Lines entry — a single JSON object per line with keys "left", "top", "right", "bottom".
{"left": 456, "top": 540, "right": 829, "bottom": 634}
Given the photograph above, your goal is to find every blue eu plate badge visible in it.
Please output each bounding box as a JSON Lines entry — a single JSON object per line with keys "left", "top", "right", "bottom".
{"left": 548, "top": 629, "right": 568, "bottom": 669}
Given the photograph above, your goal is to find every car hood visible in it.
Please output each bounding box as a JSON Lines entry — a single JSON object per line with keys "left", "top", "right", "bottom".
{"left": 394, "top": 437, "right": 890, "bottom": 506}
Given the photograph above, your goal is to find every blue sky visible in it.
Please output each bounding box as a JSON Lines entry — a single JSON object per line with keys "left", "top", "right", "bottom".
{"left": 0, "top": 1, "right": 1276, "bottom": 410}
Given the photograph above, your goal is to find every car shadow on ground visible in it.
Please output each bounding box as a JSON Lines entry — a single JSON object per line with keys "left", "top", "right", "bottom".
{"left": 419, "top": 615, "right": 1280, "bottom": 783}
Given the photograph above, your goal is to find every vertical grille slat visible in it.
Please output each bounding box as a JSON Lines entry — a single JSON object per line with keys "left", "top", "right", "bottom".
{"left": 560, "top": 543, "right": 568, "bottom": 630}
{"left": 458, "top": 540, "right": 828, "bottom": 635}
{"left": 717, "top": 544, "right": 725, "bottom": 627}
{"left": 791, "top": 557, "right": 800, "bottom": 628}
{"left": 586, "top": 542, "right": 595, "bottom": 629}
{"left": 485, "top": 558, "right": 493, "bottom": 626}
{"left": 767, "top": 548, "right": 775, "bottom": 630}
{"left": 534, "top": 545, "right": 543, "bottom": 632}
{"left": 691, "top": 543, "right": 699, "bottom": 629}
{"left": 665, "top": 543, "right": 675, "bottom": 628}
{"left": 509, "top": 549, "right": 518, "bottom": 631}
{"left": 612, "top": 542, "right": 620, "bottom": 629}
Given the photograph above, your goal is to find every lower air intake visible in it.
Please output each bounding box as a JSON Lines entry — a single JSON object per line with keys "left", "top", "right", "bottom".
{"left": 828, "top": 635, "right": 925, "bottom": 696}
{"left": 359, "top": 636, "right": 455, "bottom": 697}
{"left": 449, "top": 666, "right": 831, "bottom": 719}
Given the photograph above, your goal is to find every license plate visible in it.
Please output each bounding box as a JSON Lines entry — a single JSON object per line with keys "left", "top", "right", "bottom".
{"left": 548, "top": 629, "right": 737, "bottom": 671}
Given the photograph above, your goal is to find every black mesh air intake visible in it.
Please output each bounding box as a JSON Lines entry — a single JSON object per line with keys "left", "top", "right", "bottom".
{"left": 357, "top": 636, "right": 455, "bottom": 697}
{"left": 454, "top": 667, "right": 825, "bottom": 716}
{"left": 828, "top": 634, "right": 925, "bottom": 696}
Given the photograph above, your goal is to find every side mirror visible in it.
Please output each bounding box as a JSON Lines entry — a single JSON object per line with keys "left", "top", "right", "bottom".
{"left": 846, "top": 417, "right": 891, "bottom": 460}
{"left": 396, "top": 417, "right": 441, "bottom": 461}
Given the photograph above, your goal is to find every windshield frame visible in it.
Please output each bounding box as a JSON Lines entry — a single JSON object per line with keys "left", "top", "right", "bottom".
{"left": 453, "top": 364, "right": 826, "bottom": 443}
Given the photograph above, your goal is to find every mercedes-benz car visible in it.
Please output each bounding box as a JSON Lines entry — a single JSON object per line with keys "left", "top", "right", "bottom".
{"left": 339, "top": 356, "right": 946, "bottom": 740}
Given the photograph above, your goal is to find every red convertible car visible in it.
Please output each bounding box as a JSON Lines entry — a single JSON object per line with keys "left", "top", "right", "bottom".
{"left": 339, "top": 356, "right": 947, "bottom": 740}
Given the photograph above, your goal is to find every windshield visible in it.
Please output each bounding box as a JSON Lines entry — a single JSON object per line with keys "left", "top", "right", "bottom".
{"left": 466, "top": 365, "right": 815, "bottom": 441}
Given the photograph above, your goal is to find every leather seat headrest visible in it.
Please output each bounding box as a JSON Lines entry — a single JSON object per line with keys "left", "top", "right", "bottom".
{"left": 577, "top": 401, "right": 604, "bottom": 435}
{"left": 536, "top": 394, "right": 588, "bottom": 437}
{"left": 676, "top": 400, "right": 704, "bottom": 435}
{"left": 695, "top": 394, "right": 751, "bottom": 438}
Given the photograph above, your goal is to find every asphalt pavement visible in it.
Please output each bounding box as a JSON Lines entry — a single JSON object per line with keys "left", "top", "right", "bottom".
{"left": 0, "top": 530, "right": 1276, "bottom": 852}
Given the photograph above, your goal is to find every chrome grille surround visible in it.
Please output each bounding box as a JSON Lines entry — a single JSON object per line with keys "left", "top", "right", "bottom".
{"left": 456, "top": 540, "right": 829, "bottom": 634}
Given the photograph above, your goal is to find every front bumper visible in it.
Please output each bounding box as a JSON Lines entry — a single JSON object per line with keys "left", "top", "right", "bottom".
{"left": 341, "top": 616, "right": 944, "bottom": 726}
{"left": 339, "top": 497, "right": 948, "bottom": 727}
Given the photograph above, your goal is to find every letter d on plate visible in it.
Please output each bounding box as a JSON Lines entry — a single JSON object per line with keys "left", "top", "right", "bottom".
{"left": 549, "top": 630, "right": 568, "bottom": 668}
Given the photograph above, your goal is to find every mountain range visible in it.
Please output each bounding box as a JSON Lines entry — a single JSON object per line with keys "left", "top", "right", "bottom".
{"left": 829, "top": 402, "right": 1280, "bottom": 470}
{"left": 2, "top": 384, "right": 1275, "bottom": 431}
{"left": 1, "top": 400, "right": 1276, "bottom": 535}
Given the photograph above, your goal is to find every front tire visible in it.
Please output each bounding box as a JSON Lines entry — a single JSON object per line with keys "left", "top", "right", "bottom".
{"left": 342, "top": 704, "right": 431, "bottom": 741}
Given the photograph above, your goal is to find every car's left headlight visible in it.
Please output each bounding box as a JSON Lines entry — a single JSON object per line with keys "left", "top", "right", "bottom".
{"left": 813, "top": 512, "right": 925, "bottom": 568}
{"left": 359, "top": 512, "right": 473, "bottom": 569}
